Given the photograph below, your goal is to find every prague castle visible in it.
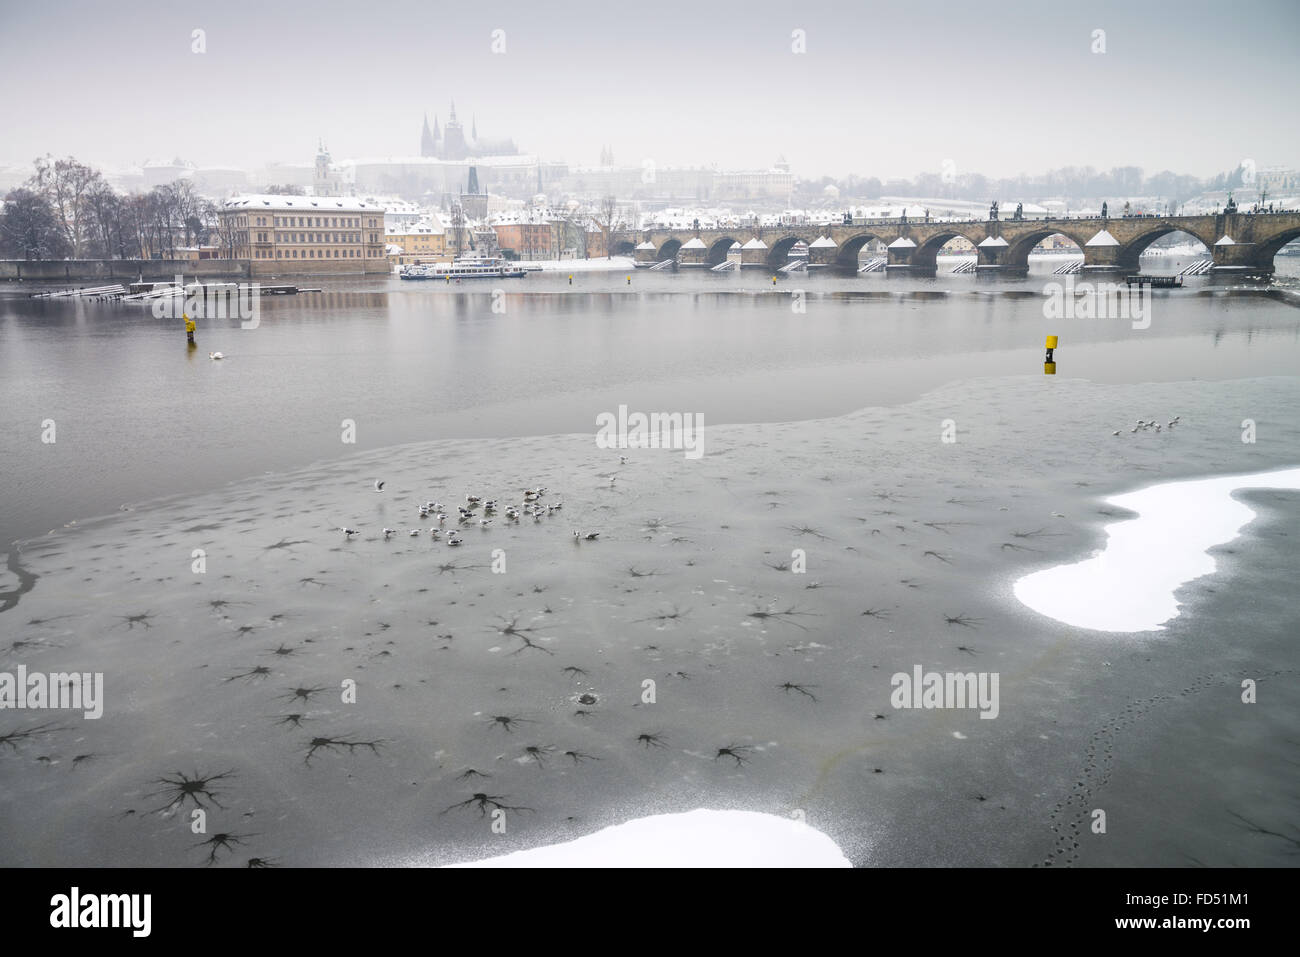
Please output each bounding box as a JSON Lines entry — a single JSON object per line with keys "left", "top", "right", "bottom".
{"left": 419, "top": 103, "right": 519, "bottom": 161}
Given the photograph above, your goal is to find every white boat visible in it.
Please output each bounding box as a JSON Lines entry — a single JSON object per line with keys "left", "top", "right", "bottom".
{"left": 400, "top": 257, "right": 527, "bottom": 280}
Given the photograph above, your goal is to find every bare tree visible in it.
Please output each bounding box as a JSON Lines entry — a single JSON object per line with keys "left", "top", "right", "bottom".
{"left": 169, "top": 179, "right": 204, "bottom": 247}
{"left": 83, "top": 181, "right": 124, "bottom": 258}
{"left": 28, "top": 155, "right": 104, "bottom": 258}
{"left": 212, "top": 203, "right": 240, "bottom": 260}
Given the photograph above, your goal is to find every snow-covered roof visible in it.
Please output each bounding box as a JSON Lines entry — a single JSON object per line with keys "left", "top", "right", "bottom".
{"left": 978, "top": 236, "right": 1008, "bottom": 248}
{"left": 730, "top": 242, "right": 741, "bottom": 249}
{"left": 681, "top": 237, "right": 707, "bottom": 249}
{"left": 223, "top": 194, "right": 380, "bottom": 211}
{"left": 1214, "top": 235, "right": 1235, "bottom": 246}
{"left": 1085, "top": 229, "right": 1119, "bottom": 247}
{"left": 635, "top": 241, "right": 656, "bottom": 250}
{"left": 888, "top": 237, "right": 917, "bottom": 248}
{"left": 742, "top": 238, "right": 768, "bottom": 249}
{"left": 809, "top": 236, "right": 837, "bottom": 248}
{"left": 386, "top": 221, "right": 445, "bottom": 236}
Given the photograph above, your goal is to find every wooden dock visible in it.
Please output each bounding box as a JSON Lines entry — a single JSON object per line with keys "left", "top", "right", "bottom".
{"left": 30, "top": 284, "right": 126, "bottom": 300}
{"left": 31, "top": 281, "right": 321, "bottom": 302}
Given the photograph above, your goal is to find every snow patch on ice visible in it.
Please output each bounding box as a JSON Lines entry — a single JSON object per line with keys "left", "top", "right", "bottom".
{"left": 444, "top": 809, "right": 851, "bottom": 867}
{"left": 1014, "top": 467, "right": 1300, "bottom": 632}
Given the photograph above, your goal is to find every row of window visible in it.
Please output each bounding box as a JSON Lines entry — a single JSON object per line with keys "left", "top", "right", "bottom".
{"left": 249, "top": 248, "right": 382, "bottom": 259}
{"left": 276, "top": 232, "right": 364, "bottom": 244}
{"left": 241, "top": 215, "right": 380, "bottom": 228}
{"left": 241, "top": 232, "right": 383, "bottom": 245}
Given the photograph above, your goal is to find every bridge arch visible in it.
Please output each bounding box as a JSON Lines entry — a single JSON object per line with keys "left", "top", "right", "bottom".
{"left": 767, "top": 234, "right": 813, "bottom": 269}
{"left": 1257, "top": 227, "right": 1300, "bottom": 272}
{"left": 912, "top": 230, "right": 985, "bottom": 271}
{"left": 1003, "top": 228, "right": 1091, "bottom": 270}
{"left": 612, "top": 240, "right": 637, "bottom": 257}
{"left": 706, "top": 236, "right": 742, "bottom": 267}
{"left": 1116, "top": 225, "right": 1215, "bottom": 270}
{"left": 656, "top": 238, "right": 682, "bottom": 263}
{"left": 833, "top": 233, "right": 887, "bottom": 270}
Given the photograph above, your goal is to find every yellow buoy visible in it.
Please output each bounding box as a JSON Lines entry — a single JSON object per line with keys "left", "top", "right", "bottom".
{"left": 1045, "top": 335, "right": 1058, "bottom": 349}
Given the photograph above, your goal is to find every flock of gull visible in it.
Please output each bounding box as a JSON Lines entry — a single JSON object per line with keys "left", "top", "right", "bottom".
{"left": 339, "top": 483, "right": 600, "bottom": 547}
{"left": 1113, "top": 415, "right": 1180, "bottom": 436}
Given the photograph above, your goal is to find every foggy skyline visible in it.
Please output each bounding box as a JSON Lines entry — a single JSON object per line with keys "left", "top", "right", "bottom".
{"left": 1, "top": 0, "right": 1297, "bottom": 182}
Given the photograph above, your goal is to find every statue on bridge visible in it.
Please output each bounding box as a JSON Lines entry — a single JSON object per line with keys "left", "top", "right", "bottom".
{"left": 1014, "top": 202, "right": 1023, "bottom": 221}
{"left": 989, "top": 200, "right": 999, "bottom": 221}
{"left": 1101, "top": 201, "right": 1108, "bottom": 219}
{"left": 1224, "top": 192, "right": 1238, "bottom": 215}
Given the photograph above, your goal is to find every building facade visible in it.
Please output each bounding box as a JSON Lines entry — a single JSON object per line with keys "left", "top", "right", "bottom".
{"left": 492, "top": 218, "right": 558, "bottom": 260}
{"left": 385, "top": 220, "right": 448, "bottom": 264}
{"left": 218, "top": 195, "right": 388, "bottom": 273}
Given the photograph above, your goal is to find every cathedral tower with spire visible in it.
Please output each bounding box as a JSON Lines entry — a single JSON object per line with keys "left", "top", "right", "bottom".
{"left": 418, "top": 103, "right": 518, "bottom": 160}
{"left": 420, "top": 114, "right": 436, "bottom": 158}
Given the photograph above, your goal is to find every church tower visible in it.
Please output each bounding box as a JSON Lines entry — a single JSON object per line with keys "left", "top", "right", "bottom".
{"left": 420, "top": 114, "right": 436, "bottom": 158}
{"left": 314, "top": 141, "right": 339, "bottom": 196}
{"left": 442, "top": 101, "right": 468, "bottom": 161}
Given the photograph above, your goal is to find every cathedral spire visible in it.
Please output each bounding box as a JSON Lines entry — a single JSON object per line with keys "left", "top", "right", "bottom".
{"left": 420, "top": 113, "right": 435, "bottom": 157}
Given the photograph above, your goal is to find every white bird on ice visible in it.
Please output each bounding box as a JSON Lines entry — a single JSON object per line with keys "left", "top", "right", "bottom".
{"left": 209, "top": 352, "right": 224, "bottom": 360}
{"left": 374, "top": 480, "right": 385, "bottom": 492}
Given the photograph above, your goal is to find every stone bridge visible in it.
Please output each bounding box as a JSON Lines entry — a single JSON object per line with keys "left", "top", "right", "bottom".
{"left": 618, "top": 211, "right": 1300, "bottom": 274}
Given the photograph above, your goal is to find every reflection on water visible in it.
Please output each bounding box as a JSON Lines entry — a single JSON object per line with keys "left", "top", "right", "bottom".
{"left": 2, "top": 261, "right": 1298, "bottom": 546}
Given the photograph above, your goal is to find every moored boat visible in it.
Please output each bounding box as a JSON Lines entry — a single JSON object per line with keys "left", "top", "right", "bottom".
{"left": 400, "top": 257, "right": 527, "bottom": 280}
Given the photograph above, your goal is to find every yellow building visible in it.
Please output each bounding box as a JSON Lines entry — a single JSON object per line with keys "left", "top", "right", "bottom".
{"left": 218, "top": 194, "right": 388, "bottom": 273}
{"left": 385, "top": 219, "right": 448, "bottom": 266}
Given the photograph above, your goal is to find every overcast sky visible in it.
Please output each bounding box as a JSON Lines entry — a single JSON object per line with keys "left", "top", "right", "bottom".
{"left": 1, "top": 0, "right": 1296, "bottom": 180}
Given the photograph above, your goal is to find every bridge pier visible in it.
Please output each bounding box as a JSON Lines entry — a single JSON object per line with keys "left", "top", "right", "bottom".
{"left": 1211, "top": 239, "right": 1267, "bottom": 274}
{"left": 633, "top": 241, "right": 659, "bottom": 267}
{"left": 808, "top": 237, "right": 838, "bottom": 267}
{"left": 1082, "top": 247, "right": 1123, "bottom": 271}
{"left": 886, "top": 238, "right": 915, "bottom": 270}
{"left": 976, "top": 237, "right": 1008, "bottom": 270}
